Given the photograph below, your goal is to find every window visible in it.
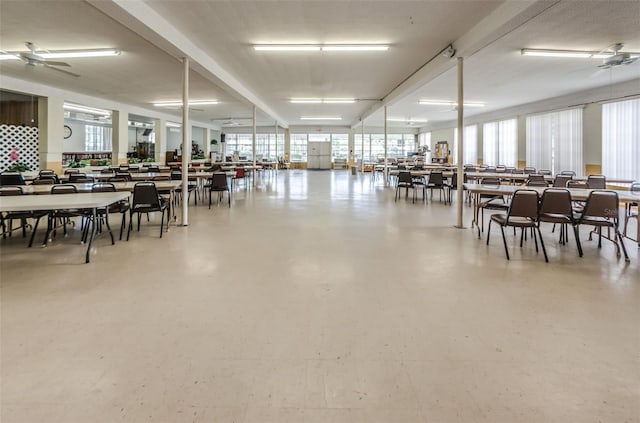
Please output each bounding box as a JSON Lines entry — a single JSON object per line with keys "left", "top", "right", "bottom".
{"left": 602, "top": 99, "right": 640, "bottom": 180}
{"left": 526, "top": 108, "right": 583, "bottom": 175}
{"left": 291, "top": 134, "right": 307, "bottom": 162}
{"left": 454, "top": 125, "right": 478, "bottom": 165}
{"left": 370, "top": 134, "right": 386, "bottom": 161}
{"left": 483, "top": 118, "right": 517, "bottom": 166}
{"left": 403, "top": 134, "right": 417, "bottom": 157}
{"left": 85, "top": 125, "right": 112, "bottom": 151}
{"left": 355, "top": 134, "right": 371, "bottom": 162}
{"left": 331, "top": 133, "right": 349, "bottom": 161}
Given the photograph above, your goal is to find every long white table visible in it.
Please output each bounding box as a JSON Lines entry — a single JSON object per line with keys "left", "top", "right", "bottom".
{"left": 0, "top": 191, "right": 130, "bottom": 263}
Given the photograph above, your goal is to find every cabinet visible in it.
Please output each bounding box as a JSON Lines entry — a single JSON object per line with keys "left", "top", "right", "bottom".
{"left": 62, "top": 151, "right": 111, "bottom": 165}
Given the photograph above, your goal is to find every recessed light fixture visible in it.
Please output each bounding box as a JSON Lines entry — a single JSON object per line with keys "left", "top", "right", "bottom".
{"left": 300, "top": 117, "right": 343, "bottom": 120}
{"left": 63, "top": 102, "right": 111, "bottom": 116}
{"left": 0, "top": 54, "right": 20, "bottom": 61}
{"left": 419, "top": 100, "right": 485, "bottom": 107}
{"left": 254, "top": 44, "right": 388, "bottom": 52}
{"left": 291, "top": 98, "right": 356, "bottom": 104}
{"left": 153, "top": 100, "right": 219, "bottom": 107}
{"left": 166, "top": 122, "right": 182, "bottom": 128}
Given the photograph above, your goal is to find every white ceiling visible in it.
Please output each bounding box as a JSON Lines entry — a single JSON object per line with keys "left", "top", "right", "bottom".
{"left": 1, "top": 0, "right": 639, "bottom": 129}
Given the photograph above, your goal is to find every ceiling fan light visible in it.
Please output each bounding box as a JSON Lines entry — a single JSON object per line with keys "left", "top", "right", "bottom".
{"left": 41, "top": 49, "right": 120, "bottom": 59}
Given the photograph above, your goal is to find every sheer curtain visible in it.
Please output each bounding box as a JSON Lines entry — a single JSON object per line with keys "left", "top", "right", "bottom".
{"left": 526, "top": 108, "right": 583, "bottom": 175}
{"left": 555, "top": 108, "right": 583, "bottom": 176}
{"left": 483, "top": 122, "right": 498, "bottom": 166}
{"left": 603, "top": 99, "right": 640, "bottom": 180}
{"left": 454, "top": 125, "right": 478, "bottom": 165}
{"left": 526, "top": 113, "right": 553, "bottom": 171}
{"left": 498, "top": 119, "right": 517, "bottom": 167}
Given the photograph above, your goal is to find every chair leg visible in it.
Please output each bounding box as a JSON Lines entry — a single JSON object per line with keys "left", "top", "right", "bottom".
{"left": 617, "top": 230, "right": 630, "bottom": 262}
{"left": 499, "top": 225, "right": 510, "bottom": 260}
{"left": 126, "top": 211, "right": 133, "bottom": 241}
{"left": 486, "top": 219, "right": 492, "bottom": 245}
{"left": 104, "top": 212, "right": 115, "bottom": 245}
{"left": 574, "top": 225, "right": 583, "bottom": 257}
{"left": 160, "top": 210, "right": 165, "bottom": 238}
{"left": 28, "top": 216, "right": 42, "bottom": 248}
{"left": 119, "top": 213, "right": 126, "bottom": 241}
{"left": 537, "top": 226, "right": 548, "bottom": 262}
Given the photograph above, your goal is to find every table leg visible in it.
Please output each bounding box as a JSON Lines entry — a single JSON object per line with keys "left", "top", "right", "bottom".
{"left": 85, "top": 207, "right": 97, "bottom": 263}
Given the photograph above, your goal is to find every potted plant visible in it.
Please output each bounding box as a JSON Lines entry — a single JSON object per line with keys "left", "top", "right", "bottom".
{"left": 6, "top": 162, "right": 31, "bottom": 172}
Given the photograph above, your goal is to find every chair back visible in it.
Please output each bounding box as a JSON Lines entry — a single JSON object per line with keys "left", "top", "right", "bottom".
{"left": 235, "top": 168, "right": 246, "bottom": 178}
{"left": 567, "top": 180, "right": 589, "bottom": 189}
{"left": 527, "top": 180, "right": 548, "bottom": 187}
{"left": 0, "top": 186, "right": 23, "bottom": 196}
{"left": 581, "top": 190, "right": 619, "bottom": 222}
{"left": 507, "top": 190, "right": 539, "bottom": 220}
{"left": 91, "top": 182, "right": 116, "bottom": 193}
{"left": 553, "top": 175, "right": 573, "bottom": 188}
{"left": 398, "top": 171, "right": 413, "bottom": 184}
{"left": 630, "top": 182, "right": 640, "bottom": 193}
{"left": 0, "top": 173, "right": 26, "bottom": 186}
{"left": 210, "top": 173, "right": 229, "bottom": 189}
{"left": 523, "top": 167, "right": 536, "bottom": 174}
{"left": 51, "top": 184, "right": 78, "bottom": 194}
{"left": 485, "top": 166, "right": 497, "bottom": 173}
{"left": 449, "top": 172, "right": 458, "bottom": 189}
{"left": 107, "top": 177, "right": 126, "bottom": 183}
{"left": 40, "top": 169, "right": 57, "bottom": 176}
{"left": 32, "top": 177, "right": 56, "bottom": 185}
{"left": 586, "top": 174, "right": 606, "bottom": 189}
{"left": 64, "top": 168, "right": 81, "bottom": 175}
{"left": 538, "top": 169, "right": 552, "bottom": 175}
{"left": 539, "top": 188, "right": 573, "bottom": 215}
{"left": 480, "top": 177, "right": 500, "bottom": 185}
{"left": 171, "top": 171, "right": 182, "bottom": 180}
{"left": 527, "top": 174, "right": 546, "bottom": 183}
{"left": 560, "top": 170, "right": 576, "bottom": 177}
{"left": 101, "top": 168, "right": 115, "bottom": 174}
{"left": 132, "top": 182, "right": 161, "bottom": 208}
{"left": 505, "top": 167, "right": 516, "bottom": 173}
{"left": 68, "top": 173, "right": 87, "bottom": 182}
{"left": 68, "top": 177, "right": 94, "bottom": 184}
{"left": 115, "top": 172, "right": 131, "bottom": 181}
{"left": 147, "top": 166, "right": 160, "bottom": 173}
{"left": 153, "top": 175, "right": 170, "bottom": 181}
{"left": 429, "top": 172, "right": 444, "bottom": 185}
{"left": 495, "top": 165, "right": 506, "bottom": 173}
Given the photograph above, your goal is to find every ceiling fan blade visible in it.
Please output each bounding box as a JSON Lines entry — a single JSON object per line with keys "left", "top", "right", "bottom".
{"left": 43, "top": 60, "right": 70, "bottom": 67}
{"left": 44, "top": 64, "right": 80, "bottom": 77}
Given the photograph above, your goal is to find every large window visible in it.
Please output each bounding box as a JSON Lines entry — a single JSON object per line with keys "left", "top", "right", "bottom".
{"left": 602, "top": 99, "right": 640, "bottom": 180}
{"left": 454, "top": 125, "right": 478, "bottom": 165}
{"left": 255, "top": 133, "right": 284, "bottom": 161}
{"left": 355, "top": 134, "right": 371, "bottom": 162}
{"left": 526, "top": 108, "right": 583, "bottom": 175}
{"left": 291, "top": 134, "right": 307, "bottom": 162}
{"left": 85, "top": 125, "right": 112, "bottom": 151}
{"left": 331, "top": 133, "right": 349, "bottom": 161}
{"left": 483, "top": 118, "right": 517, "bottom": 166}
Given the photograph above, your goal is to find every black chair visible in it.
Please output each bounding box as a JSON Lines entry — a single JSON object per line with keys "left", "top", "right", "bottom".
{"left": 43, "top": 184, "right": 86, "bottom": 245}
{"left": 560, "top": 170, "right": 576, "bottom": 177}
{"left": 127, "top": 182, "right": 170, "bottom": 239}
{"left": 0, "top": 186, "right": 47, "bottom": 247}
{"left": 31, "top": 177, "right": 56, "bottom": 185}
{"left": 427, "top": 172, "right": 446, "bottom": 202}
{"left": 68, "top": 173, "right": 88, "bottom": 182}
{"left": 586, "top": 175, "right": 606, "bottom": 189}
{"left": 527, "top": 174, "right": 547, "bottom": 186}
{"left": 576, "top": 190, "right": 629, "bottom": 262}
{"left": 623, "top": 182, "right": 639, "bottom": 241}
{"left": 487, "top": 189, "right": 548, "bottom": 262}
{"left": 208, "top": 173, "right": 231, "bottom": 208}
{"left": 395, "top": 171, "right": 415, "bottom": 203}
{"left": 92, "top": 182, "right": 129, "bottom": 241}
{"left": 538, "top": 188, "right": 582, "bottom": 255}
{"left": 523, "top": 167, "right": 536, "bottom": 174}
{"left": 476, "top": 177, "right": 509, "bottom": 237}
{"left": 444, "top": 171, "right": 457, "bottom": 205}
{"left": 553, "top": 175, "right": 573, "bottom": 188}
{"left": 0, "top": 173, "right": 26, "bottom": 186}
{"left": 171, "top": 171, "right": 197, "bottom": 206}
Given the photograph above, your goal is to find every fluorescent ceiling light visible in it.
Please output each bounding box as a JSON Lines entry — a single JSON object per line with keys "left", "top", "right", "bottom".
{"left": 520, "top": 48, "right": 640, "bottom": 59}
{"left": 254, "top": 44, "right": 388, "bottom": 52}
{"left": 300, "top": 117, "right": 343, "bottom": 120}
{"left": 387, "top": 118, "right": 428, "bottom": 123}
{"left": 63, "top": 102, "right": 111, "bottom": 116}
{"left": 0, "top": 54, "right": 20, "bottom": 61}
{"left": 419, "top": 100, "right": 485, "bottom": 107}
{"left": 166, "top": 122, "right": 182, "bottom": 128}
{"left": 153, "top": 100, "right": 219, "bottom": 107}
{"left": 290, "top": 98, "right": 356, "bottom": 104}
{"left": 40, "top": 49, "right": 120, "bottom": 59}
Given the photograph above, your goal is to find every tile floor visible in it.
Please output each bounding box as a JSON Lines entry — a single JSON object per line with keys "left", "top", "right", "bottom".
{"left": 1, "top": 170, "right": 639, "bottom": 423}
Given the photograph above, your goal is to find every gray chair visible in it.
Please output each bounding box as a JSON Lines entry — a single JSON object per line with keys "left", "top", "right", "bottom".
{"left": 623, "top": 182, "right": 639, "bottom": 242}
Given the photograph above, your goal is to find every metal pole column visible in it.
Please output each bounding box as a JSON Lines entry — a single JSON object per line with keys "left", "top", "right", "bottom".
{"left": 274, "top": 121, "right": 278, "bottom": 171}
{"left": 252, "top": 105, "right": 257, "bottom": 186}
{"left": 181, "top": 57, "right": 190, "bottom": 226}
{"left": 384, "top": 105, "right": 388, "bottom": 186}
{"left": 455, "top": 57, "right": 465, "bottom": 228}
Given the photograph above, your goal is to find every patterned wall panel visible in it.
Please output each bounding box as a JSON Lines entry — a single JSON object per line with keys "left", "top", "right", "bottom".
{"left": 0, "top": 124, "right": 39, "bottom": 171}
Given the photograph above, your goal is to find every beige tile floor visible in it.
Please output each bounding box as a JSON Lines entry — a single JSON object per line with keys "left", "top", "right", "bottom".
{"left": 1, "top": 170, "right": 639, "bottom": 423}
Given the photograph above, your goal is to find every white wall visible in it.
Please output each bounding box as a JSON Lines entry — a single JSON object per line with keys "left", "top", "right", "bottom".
{"left": 583, "top": 103, "right": 602, "bottom": 166}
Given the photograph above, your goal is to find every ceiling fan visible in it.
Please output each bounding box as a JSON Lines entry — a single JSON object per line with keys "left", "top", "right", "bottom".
{"left": 5, "top": 42, "right": 80, "bottom": 77}
{"left": 597, "top": 43, "right": 639, "bottom": 69}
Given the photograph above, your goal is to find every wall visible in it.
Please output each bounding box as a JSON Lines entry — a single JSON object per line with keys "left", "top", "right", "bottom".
{"left": 583, "top": 103, "right": 602, "bottom": 170}
{"left": 166, "top": 127, "right": 182, "bottom": 152}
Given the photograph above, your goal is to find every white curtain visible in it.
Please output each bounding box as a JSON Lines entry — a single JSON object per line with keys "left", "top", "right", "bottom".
{"left": 454, "top": 125, "right": 478, "bottom": 165}
{"left": 526, "top": 108, "right": 583, "bottom": 175}
{"left": 555, "top": 108, "right": 583, "bottom": 176}
{"left": 526, "top": 113, "right": 553, "bottom": 171}
{"left": 483, "top": 122, "right": 498, "bottom": 166}
{"left": 498, "top": 118, "right": 517, "bottom": 167}
{"left": 603, "top": 99, "right": 640, "bottom": 180}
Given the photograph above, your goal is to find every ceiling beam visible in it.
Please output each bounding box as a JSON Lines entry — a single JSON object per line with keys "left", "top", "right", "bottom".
{"left": 88, "top": 0, "right": 289, "bottom": 129}
{"left": 353, "top": 0, "right": 561, "bottom": 129}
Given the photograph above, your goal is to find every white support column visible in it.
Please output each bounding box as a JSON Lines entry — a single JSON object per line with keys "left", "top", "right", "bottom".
{"left": 112, "top": 109, "right": 128, "bottom": 166}
{"left": 456, "top": 57, "right": 465, "bottom": 228}
{"left": 252, "top": 105, "right": 257, "bottom": 167}
{"left": 203, "top": 127, "right": 211, "bottom": 160}
{"left": 37, "top": 96, "right": 64, "bottom": 173}
{"left": 361, "top": 121, "right": 365, "bottom": 172}
{"left": 154, "top": 119, "right": 166, "bottom": 164}
{"left": 384, "top": 105, "right": 388, "bottom": 185}
{"left": 284, "top": 129, "right": 291, "bottom": 162}
{"left": 181, "top": 57, "right": 190, "bottom": 226}
{"left": 274, "top": 121, "right": 279, "bottom": 170}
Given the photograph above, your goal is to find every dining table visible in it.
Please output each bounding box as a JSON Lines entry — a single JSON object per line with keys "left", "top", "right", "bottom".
{"left": 0, "top": 191, "right": 130, "bottom": 263}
